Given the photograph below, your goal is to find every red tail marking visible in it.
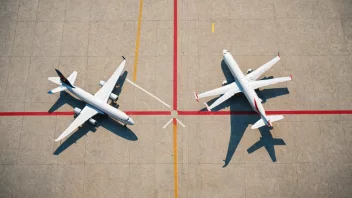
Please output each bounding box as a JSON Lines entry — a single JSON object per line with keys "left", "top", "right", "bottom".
{"left": 254, "top": 99, "right": 259, "bottom": 113}
{"left": 194, "top": 92, "right": 199, "bottom": 102}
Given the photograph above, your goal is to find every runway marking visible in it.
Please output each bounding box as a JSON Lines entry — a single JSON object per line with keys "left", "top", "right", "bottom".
{"left": 176, "top": 118, "right": 185, "bottom": 127}
{"left": 173, "top": 0, "right": 179, "bottom": 197}
{"left": 126, "top": 111, "right": 171, "bottom": 115}
{"left": 212, "top": 22, "right": 214, "bottom": 33}
{"left": 0, "top": 112, "right": 75, "bottom": 116}
{"left": 173, "top": 0, "right": 178, "bottom": 111}
{"left": 162, "top": 118, "right": 173, "bottom": 129}
{"left": 132, "top": 0, "right": 144, "bottom": 82}
{"left": 173, "top": 118, "right": 178, "bottom": 198}
{"left": 0, "top": 111, "right": 172, "bottom": 116}
{"left": 0, "top": 110, "right": 351, "bottom": 117}
{"left": 126, "top": 78, "right": 171, "bottom": 108}
{"left": 177, "top": 110, "right": 352, "bottom": 115}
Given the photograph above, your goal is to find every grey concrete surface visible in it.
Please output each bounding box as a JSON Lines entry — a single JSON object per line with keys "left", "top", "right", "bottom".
{"left": 0, "top": 0, "right": 351, "bottom": 198}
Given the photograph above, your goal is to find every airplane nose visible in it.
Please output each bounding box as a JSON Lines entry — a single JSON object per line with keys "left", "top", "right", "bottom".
{"left": 223, "top": 49, "right": 228, "bottom": 54}
{"left": 128, "top": 118, "right": 134, "bottom": 125}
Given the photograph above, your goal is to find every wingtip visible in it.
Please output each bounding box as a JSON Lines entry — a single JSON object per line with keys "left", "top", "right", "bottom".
{"left": 290, "top": 74, "right": 292, "bottom": 80}
{"left": 278, "top": 52, "right": 280, "bottom": 58}
{"left": 54, "top": 138, "right": 61, "bottom": 142}
{"left": 122, "top": 56, "right": 125, "bottom": 60}
{"left": 48, "top": 90, "right": 53, "bottom": 94}
{"left": 194, "top": 92, "right": 199, "bottom": 102}
{"left": 204, "top": 102, "right": 211, "bottom": 112}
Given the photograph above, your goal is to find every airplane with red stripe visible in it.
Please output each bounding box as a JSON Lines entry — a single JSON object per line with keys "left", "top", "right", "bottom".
{"left": 194, "top": 50, "right": 292, "bottom": 129}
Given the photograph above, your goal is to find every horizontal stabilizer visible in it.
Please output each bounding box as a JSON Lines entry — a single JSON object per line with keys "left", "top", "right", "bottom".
{"left": 48, "top": 77, "right": 61, "bottom": 85}
{"left": 48, "top": 86, "right": 67, "bottom": 94}
{"left": 251, "top": 115, "right": 284, "bottom": 129}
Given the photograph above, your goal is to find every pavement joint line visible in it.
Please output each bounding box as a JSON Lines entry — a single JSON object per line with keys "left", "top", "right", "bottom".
{"left": 132, "top": 0, "right": 144, "bottom": 82}
{"left": 212, "top": 22, "right": 214, "bottom": 33}
{"left": 126, "top": 78, "right": 171, "bottom": 108}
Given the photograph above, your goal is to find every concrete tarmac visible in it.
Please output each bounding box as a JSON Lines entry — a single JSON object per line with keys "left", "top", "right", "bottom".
{"left": 0, "top": 0, "right": 351, "bottom": 197}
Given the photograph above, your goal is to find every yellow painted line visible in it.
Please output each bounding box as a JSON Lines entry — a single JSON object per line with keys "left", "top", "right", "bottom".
{"left": 173, "top": 119, "right": 178, "bottom": 198}
{"left": 212, "top": 22, "right": 214, "bottom": 33}
{"left": 133, "top": 0, "right": 143, "bottom": 82}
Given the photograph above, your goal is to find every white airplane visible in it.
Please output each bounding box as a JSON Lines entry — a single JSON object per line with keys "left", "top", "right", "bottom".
{"left": 48, "top": 56, "right": 134, "bottom": 142}
{"left": 194, "top": 50, "right": 292, "bottom": 129}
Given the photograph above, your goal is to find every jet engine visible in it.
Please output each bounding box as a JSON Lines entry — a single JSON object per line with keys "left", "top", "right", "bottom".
{"left": 222, "top": 80, "right": 228, "bottom": 86}
{"left": 247, "top": 69, "right": 253, "bottom": 74}
{"left": 109, "top": 93, "right": 118, "bottom": 101}
{"left": 74, "top": 107, "right": 81, "bottom": 115}
{"left": 99, "top": 80, "right": 106, "bottom": 86}
{"left": 89, "top": 118, "right": 97, "bottom": 125}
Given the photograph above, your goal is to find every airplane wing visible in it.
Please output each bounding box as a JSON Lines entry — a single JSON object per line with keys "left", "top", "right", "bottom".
{"left": 204, "top": 86, "right": 241, "bottom": 111}
{"left": 249, "top": 76, "right": 292, "bottom": 90}
{"left": 195, "top": 82, "right": 240, "bottom": 100}
{"left": 94, "top": 57, "right": 126, "bottom": 103}
{"left": 245, "top": 55, "right": 280, "bottom": 81}
{"left": 55, "top": 105, "right": 99, "bottom": 142}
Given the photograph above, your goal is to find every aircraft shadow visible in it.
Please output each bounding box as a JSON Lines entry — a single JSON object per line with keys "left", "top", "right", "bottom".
{"left": 111, "top": 71, "right": 128, "bottom": 108}
{"left": 199, "top": 60, "right": 290, "bottom": 167}
{"left": 247, "top": 127, "right": 286, "bottom": 162}
{"left": 53, "top": 116, "right": 137, "bottom": 155}
{"left": 51, "top": 71, "right": 137, "bottom": 155}
{"left": 48, "top": 91, "right": 85, "bottom": 113}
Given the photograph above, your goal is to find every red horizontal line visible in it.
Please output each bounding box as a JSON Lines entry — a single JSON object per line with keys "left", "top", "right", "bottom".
{"left": 178, "top": 110, "right": 352, "bottom": 115}
{"left": 0, "top": 110, "right": 351, "bottom": 117}
{"left": 0, "top": 111, "right": 171, "bottom": 116}
{"left": 0, "top": 112, "right": 74, "bottom": 116}
{"left": 178, "top": 111, "right": 256, "bottom": 115}
{"left": 126, "top": 111, "right": 171, "bottom": 115}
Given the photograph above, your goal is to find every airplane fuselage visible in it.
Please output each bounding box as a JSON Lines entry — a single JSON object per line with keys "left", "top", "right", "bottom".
{"left": 66, "top": 86, "right": 134, "bottom": 125}
{"left": 223, "top": 50, "right": 271, "bottom": 127}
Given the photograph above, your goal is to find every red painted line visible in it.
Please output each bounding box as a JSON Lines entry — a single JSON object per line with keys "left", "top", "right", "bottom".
{"left": 0, "top": 112, "right": 74, "bottom": 116}
{"left": 178, "top": 110, "right": 352, "bottom": 115}
{"left": 0, "top": 110, "right": 351, "bottom": 117}
{"left": 173, "top": 0, "right": 178, "bottom": 110}
{"left": 126, "top": 111, "right": 171, "bottom": 115}
{"left": 178, "top": 111, "right": 256, "bottom": 115}
{"left": 0, "top": 111, "right": 171, "bottom": 116}
{"left": 266, "top": 110, "right": 352, "bottom": 115}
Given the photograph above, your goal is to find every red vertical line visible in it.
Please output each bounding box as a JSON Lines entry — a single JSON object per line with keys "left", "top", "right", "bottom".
{"left": 173, "top": 0, "right": 178, "bottom": 110}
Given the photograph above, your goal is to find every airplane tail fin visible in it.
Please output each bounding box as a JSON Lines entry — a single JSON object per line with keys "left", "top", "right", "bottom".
{"left": 54, "top": 69, "right": 75, "bottom": 88}
{"left": 251, "top": 115, "right": 284, "bottom": 129}
{"left": 48, "top": 70, "right": 77, "bottom": 94}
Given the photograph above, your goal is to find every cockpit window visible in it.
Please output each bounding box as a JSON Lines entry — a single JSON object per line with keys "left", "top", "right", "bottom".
{"left": 126, "top": 118, "right": 130, "bottom": 121}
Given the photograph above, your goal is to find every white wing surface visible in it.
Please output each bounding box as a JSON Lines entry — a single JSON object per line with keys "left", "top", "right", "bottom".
{"left": 204, "top": 86, "right": 242, "bottom": 111}
{"left": 245, "top": 55, "right": 280, "bottom": 81}
{"left": 249, "top": 76, "right": 292, "bottom": 90}
{"left": 94, "top": 58, "right": 126, "bottom": 103}
{"left": 55, "top": 105, "right": 99, "bottom": 142}
{"left": 195, "top": 82, "right": 241, "bottom": 100}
